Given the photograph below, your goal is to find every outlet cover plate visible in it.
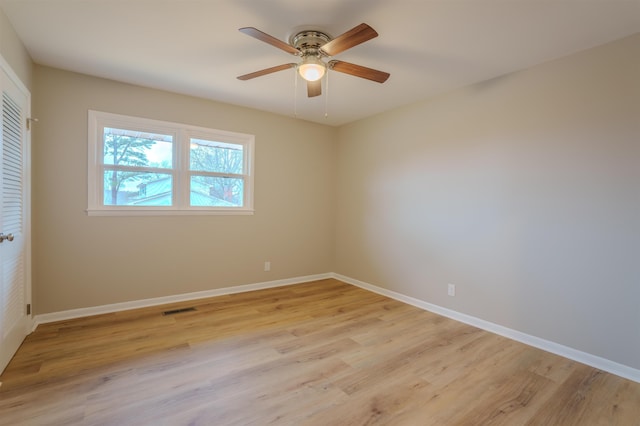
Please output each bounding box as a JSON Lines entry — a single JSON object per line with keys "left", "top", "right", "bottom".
{"left": 447, "top": 283, "right": 456, "bottom": 297}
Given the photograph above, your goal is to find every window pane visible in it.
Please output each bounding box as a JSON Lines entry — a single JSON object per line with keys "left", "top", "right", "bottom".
{"left": 190, "top": 176, "right": 244, "bottom": 207}
{"left": 103, "top": 171, "right": 173, "bottom": 206}
{"left": 103, "top": 127, "right": 173, "bottom": 168}
{"left": 190, "top": 138, "right": 243, "bottom": 174}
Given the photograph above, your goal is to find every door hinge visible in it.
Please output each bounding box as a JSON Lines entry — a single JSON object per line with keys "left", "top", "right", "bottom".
{"left": 26, "top": 304, "right": 31, "bottom": 315}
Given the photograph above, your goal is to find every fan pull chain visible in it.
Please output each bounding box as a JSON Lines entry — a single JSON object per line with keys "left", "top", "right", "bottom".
{"left": 324, "top": 69, "right": 330, "bottom": 119}
{"left": 293, "top": 67, "right": 298, "bottom": 119}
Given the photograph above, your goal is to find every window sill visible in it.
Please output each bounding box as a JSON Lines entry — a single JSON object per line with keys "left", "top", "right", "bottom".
{"left": 86, "top": 208, "right": 254, "bottom": 216}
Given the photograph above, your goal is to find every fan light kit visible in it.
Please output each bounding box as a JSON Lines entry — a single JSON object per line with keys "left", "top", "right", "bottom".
{"left": 237, "top": 23, "right": 390, "bottom": 98}
{"left": 298, "top": 56, "right": 325, "bottom": 82}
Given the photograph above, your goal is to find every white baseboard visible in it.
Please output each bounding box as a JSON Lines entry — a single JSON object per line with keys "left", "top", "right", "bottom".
{"left": 32, "top": 271, "right": 639, "bottom": 384}
{"left": 332, "top": 273, "right": 640, "bottom": 384}
{"left": 33, "top": 273, "right": 332, "bottom": 329}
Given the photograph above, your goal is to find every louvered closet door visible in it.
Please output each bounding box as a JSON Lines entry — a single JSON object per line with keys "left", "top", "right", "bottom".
{"left": 0, "top": 63, "right": 30, "bottom": 375}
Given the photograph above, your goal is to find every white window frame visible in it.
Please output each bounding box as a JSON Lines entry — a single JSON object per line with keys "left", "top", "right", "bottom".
{"left": 87, "top": 110, "right": 254, "bottom": 216}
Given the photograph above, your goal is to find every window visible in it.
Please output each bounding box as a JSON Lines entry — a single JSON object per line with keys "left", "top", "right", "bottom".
{"left": 87, "top": 111, "right": 254, "bottom": 215}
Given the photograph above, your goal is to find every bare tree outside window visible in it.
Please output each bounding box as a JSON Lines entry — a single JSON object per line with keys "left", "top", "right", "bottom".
{"left": 190, "top": 139, "right": 244, "bottom": 206}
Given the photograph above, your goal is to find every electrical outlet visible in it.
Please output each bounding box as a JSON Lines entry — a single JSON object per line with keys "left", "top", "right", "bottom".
{"left": 447, "top": 283, "right": 456, "bottom": 297}
{"left": 264, "top": 261, "right": 271, "bottom": 272}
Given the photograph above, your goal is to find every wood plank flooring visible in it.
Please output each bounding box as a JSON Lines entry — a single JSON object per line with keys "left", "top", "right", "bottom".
{"left": 1, "top": 279, "right": 639, "bottom": 425}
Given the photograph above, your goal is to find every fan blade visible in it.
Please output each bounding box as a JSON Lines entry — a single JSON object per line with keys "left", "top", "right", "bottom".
{"left": 237, "top": 63, "right": 296, "bottom": 80}
{"left": 239, "top": 27, "right": 300, "bottom": 55}
{"left": 307, "top": 80, "right": 321, "bottom": 97}
{"left": 329, "top": 60, "right": 390, "bottom": 83}
{"left": 320, "top": 23, "right": 378, "bottom": 56}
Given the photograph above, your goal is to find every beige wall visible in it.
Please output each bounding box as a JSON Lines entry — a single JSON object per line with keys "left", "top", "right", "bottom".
{"left": 17, "top": 16, "right": 640, "bottom": 371}
{"left": 32, "top": 66, "right": 336, "bottom": 314}
{"left": 0, "top": 7, "right": 31, "bottom": 90}
{"left": 335, "top": 34, "right": 640, "bottom": 369}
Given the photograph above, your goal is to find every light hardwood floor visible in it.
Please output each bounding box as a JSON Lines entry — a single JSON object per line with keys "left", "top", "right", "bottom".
{"left": 1, "top": 279, "right": 639, "bottom": 425}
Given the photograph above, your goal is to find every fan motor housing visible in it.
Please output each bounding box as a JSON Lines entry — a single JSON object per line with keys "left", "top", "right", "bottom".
{"left": 291, "top": 30, "right": 331, "bottom": 56}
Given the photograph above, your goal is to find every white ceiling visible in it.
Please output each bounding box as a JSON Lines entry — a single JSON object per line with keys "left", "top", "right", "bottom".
{"left": 1, "top": 0, "right": 639, "bottom": 126}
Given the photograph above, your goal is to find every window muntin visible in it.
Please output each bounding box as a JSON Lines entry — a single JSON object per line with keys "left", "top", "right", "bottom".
{"left": 88, "top": 111, "right": 254, "bottom": 215}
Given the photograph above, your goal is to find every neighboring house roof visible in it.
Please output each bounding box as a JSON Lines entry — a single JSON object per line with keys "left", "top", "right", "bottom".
{"left": 132, "top": 178, "right": 172, "bottom": 206}
{"left": 106, "top": 177, "right": 237, "bottom": 207}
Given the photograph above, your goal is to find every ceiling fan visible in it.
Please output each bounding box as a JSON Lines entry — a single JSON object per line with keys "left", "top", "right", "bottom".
{"left": 237, "top": 23, "right": 390, "bottom": 98}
